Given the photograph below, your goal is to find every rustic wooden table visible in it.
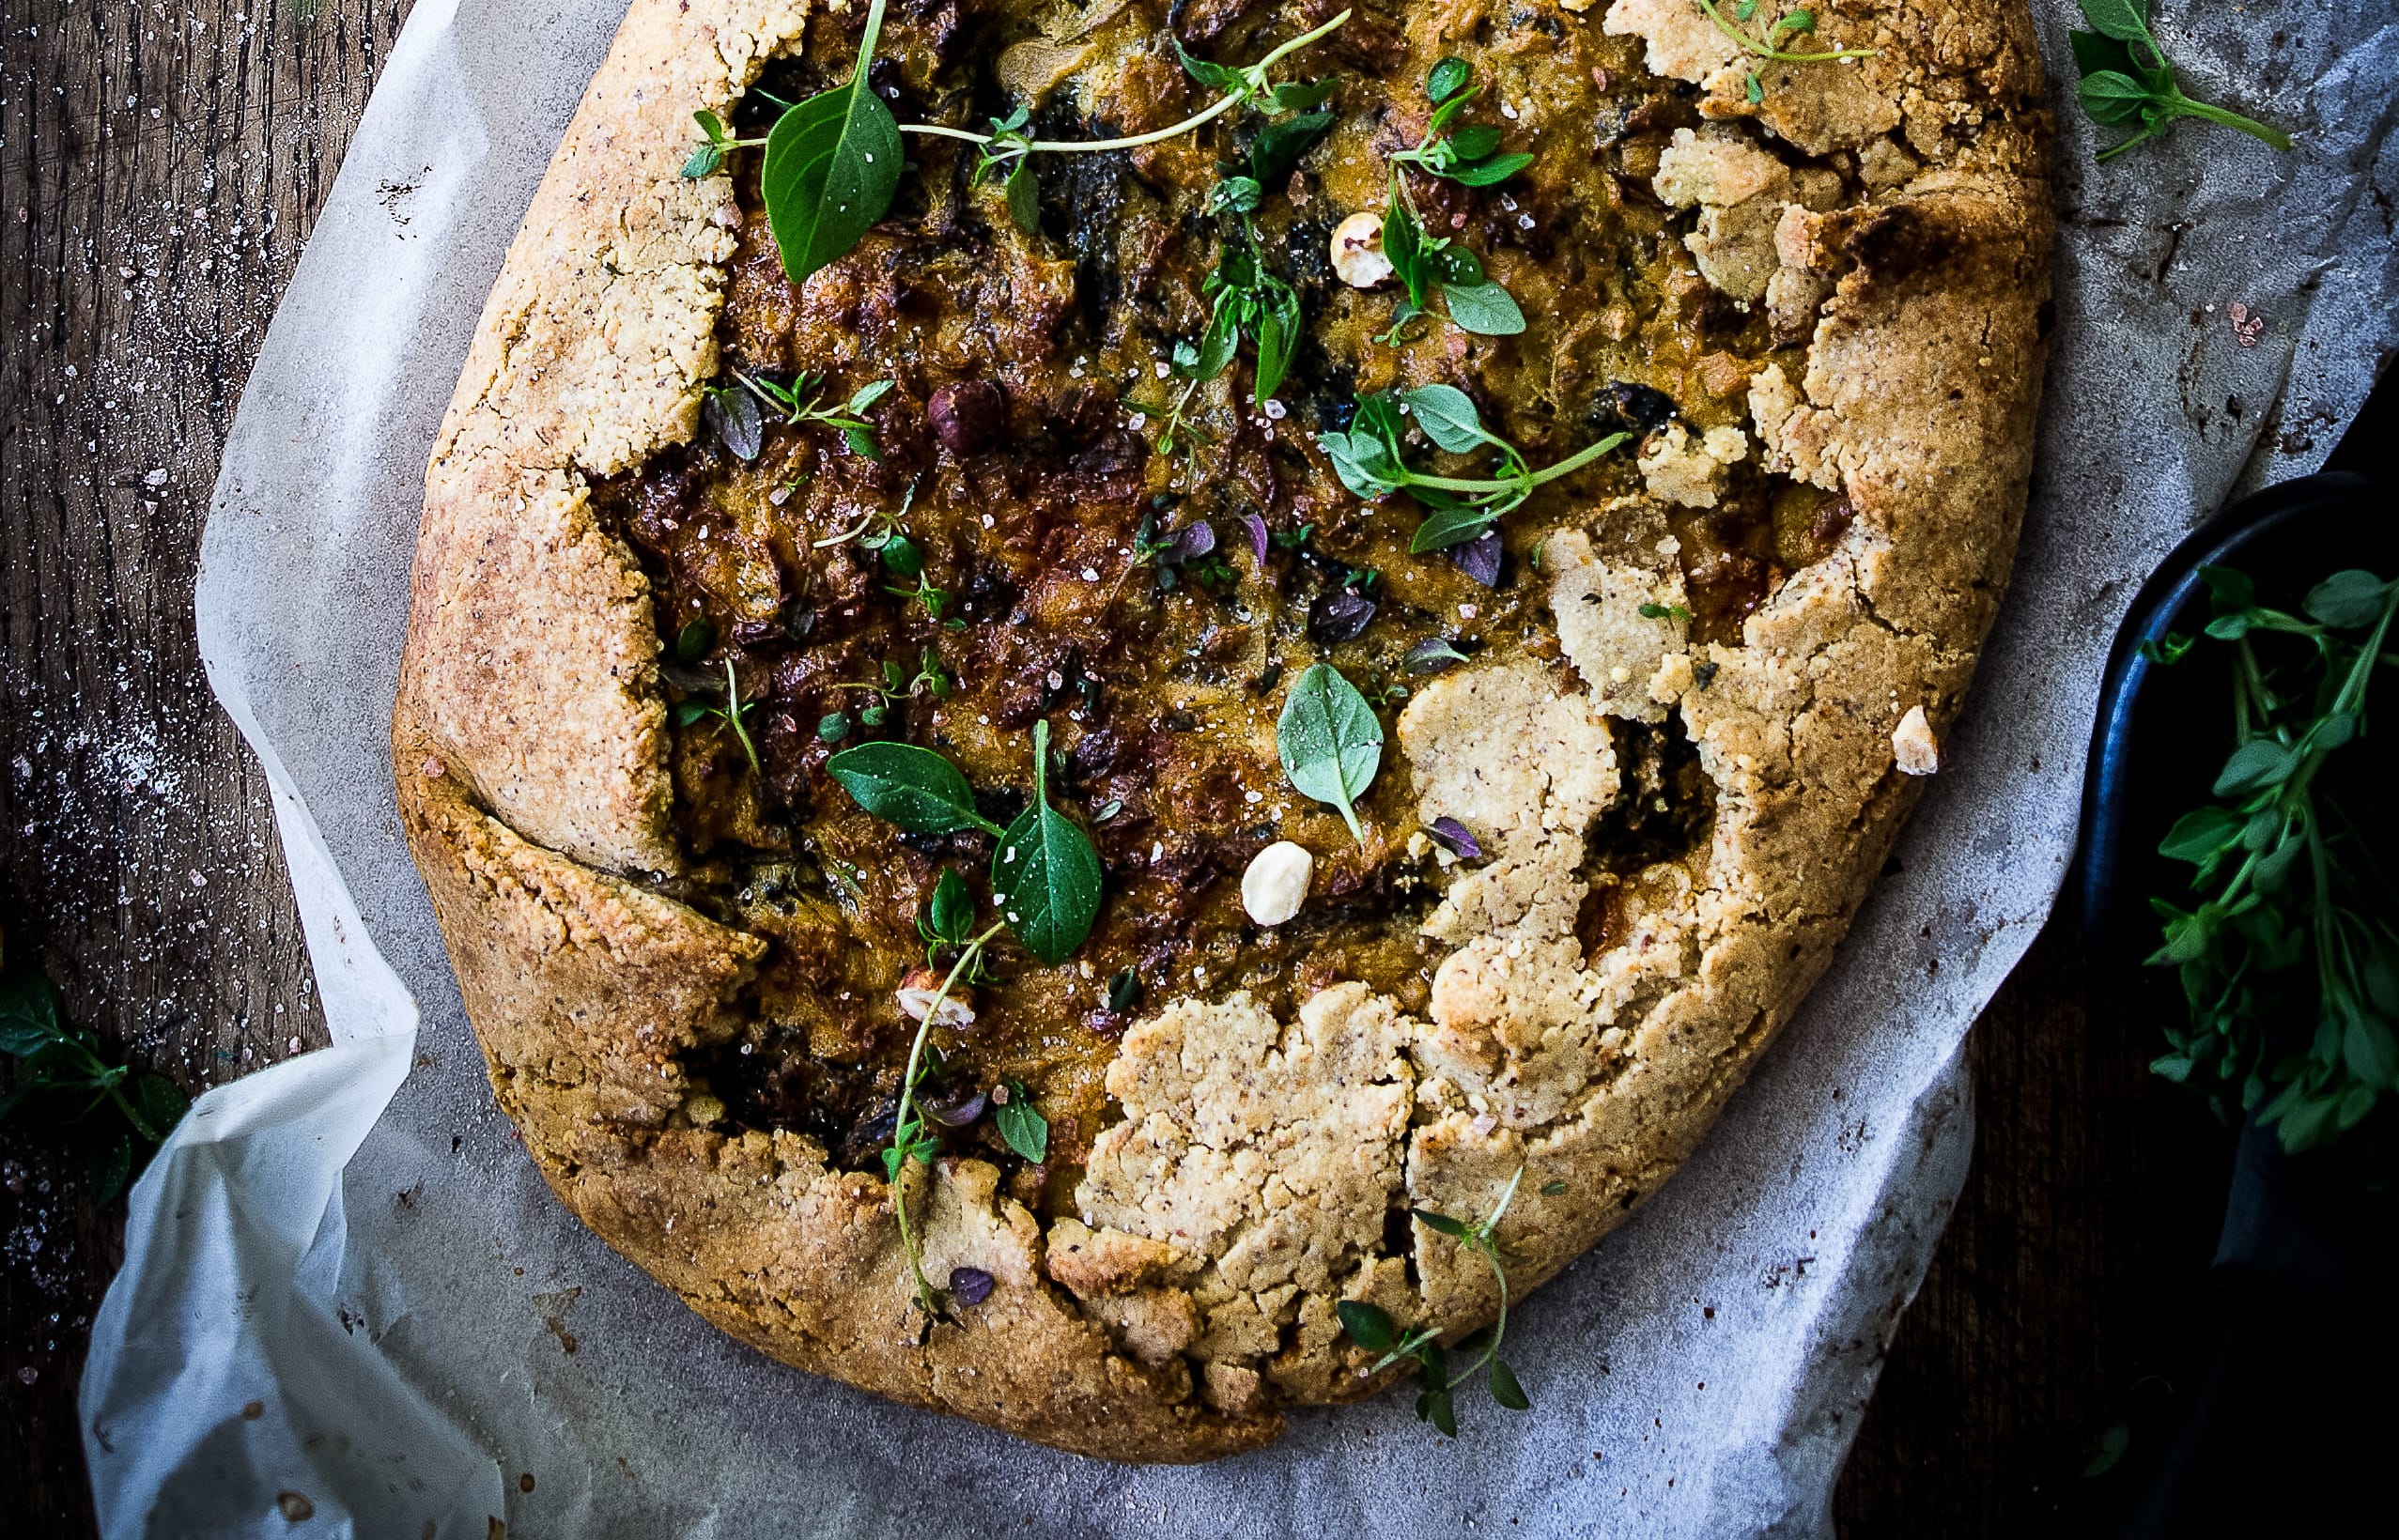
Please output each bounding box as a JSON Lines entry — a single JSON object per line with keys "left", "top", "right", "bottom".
{"left": 0, "top": 1, "right": 2241, "bottom": 1532}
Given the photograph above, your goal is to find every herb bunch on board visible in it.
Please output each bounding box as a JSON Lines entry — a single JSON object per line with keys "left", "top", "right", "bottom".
{"left": 2066, "top": 0, "right": 2291, "bottom": 162}
{"left": 2142, "top": 565, "right": 2399, "bottom": 1151}
{"left": 1, "top": 964, "right": 190, "bottom": 1202}
{"left": 1335, "top": 1167, "right": 1533, "bottom": 1437}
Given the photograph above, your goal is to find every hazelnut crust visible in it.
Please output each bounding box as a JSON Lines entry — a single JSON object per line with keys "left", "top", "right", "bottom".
{"left": 394, "top": 0, "right": 2052, "bottom": 1462}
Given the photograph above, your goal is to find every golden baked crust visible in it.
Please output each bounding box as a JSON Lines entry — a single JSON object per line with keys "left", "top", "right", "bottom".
{"left": 395, "top": 0, "right": 2051, "bottom": 1461}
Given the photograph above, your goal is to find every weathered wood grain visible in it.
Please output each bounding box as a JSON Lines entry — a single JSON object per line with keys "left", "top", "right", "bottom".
{"left": 0, "top": 0, "right": 2220, "bottom": 1531}
{"left": 1, "top": 0, "right": 409, "bottom": 1528}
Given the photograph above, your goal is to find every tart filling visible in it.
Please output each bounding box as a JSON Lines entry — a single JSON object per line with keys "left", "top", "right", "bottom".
{"left": 598, "top": 0, "right": 1858, "bottom": 1208}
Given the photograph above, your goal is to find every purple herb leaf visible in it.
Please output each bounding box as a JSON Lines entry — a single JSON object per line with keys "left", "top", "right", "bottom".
{"left": 1427, "top": 816, "right": 1482, "bottom": 859}
{"left": 1311, "top": 588, "right": 1378, "bottom": 644}
{"left": 1238, "top": 510, "right": 1269, "bottom": 568}
{"left": 1403, "top": 638, "right": 1471, "bottom": 676}
{"left": 705, "top": 388, "right": 764, "bottom": 461}
{"left": 948, "top": 1266, "right": 996, "bottom": 1305}
{"left": 1449, "top": 529, "right": 1502, "bottom": 588}
{"left": 1168, "top": 519, "right": 1217, "bottom": 565}
{"left": 922, "top": 1086, "right": 988, "bottom": 1128}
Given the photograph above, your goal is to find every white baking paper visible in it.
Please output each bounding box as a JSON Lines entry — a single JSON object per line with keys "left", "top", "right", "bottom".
{"left": 83, "top": 2, "right": 2397, "bottom": 1533}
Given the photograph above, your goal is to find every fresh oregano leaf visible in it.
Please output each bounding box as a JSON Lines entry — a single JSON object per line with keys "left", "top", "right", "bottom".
{"left": 990, "top": 720, "right": 1103, "bottom": 964}
{"left": 2075, "top": 0, "right": 2152, "bottom": 45}
{"left": 2305, "top": 569, "right": 2391, "bottom": 630}
{"left": 2212, "top": 738, "right": 2294, "bottom": 798}
{"left": 1442, "top": 279, "right": 1526, "bottom": 334}
{"left": 1004, "top": 158, "right": 1040, "bottom": 235}
{"left": 1249, "top": 109, "right": 1337, "bottom": 190}
{"left": 704, "top": 387, "right": 764, "bottom": 460}
{"left": 1335, "top": 1299, "right": 1400, "bottom": 1353}
{"left": 759, "top": 0, "right": 904, "bottom": 287}
{"left": 1277, "top": 663, "right": 1384, "bottom": 841}
{"left": 1400, "top": 384, "right": 1487, "bottom": 453}
{"left": 1488, "top": 1357, "right": 1531, "bottom": 1411}
{"left": 1441, "top": 151, "right": 1535, "bottom": 188}
{"left": 993, "top": 1080, "right": 1050, "bottom": 1163}
{"left": 1408, "top": 500, "right": 1500, "bottom": 554}
{"left": 827, "top": 742, "right": 1001, "bottom": 836}
{"left": 2159, "top": 806, "right": 2241, "bottom": 864}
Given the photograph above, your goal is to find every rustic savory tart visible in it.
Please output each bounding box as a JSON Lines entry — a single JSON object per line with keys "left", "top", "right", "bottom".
{"left": 394, "top": 0, "right": 2051, "bottom": 1460}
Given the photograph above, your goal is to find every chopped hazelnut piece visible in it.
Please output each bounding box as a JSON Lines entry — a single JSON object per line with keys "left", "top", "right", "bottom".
{"left": 1330, "top": 211, "right": 1393, "bottom": 288}
{"left": 896, "top": 967, "right": 977, "bottom": 1026}
{"left": 1892, "top": 705, "right": 1941, "bottom": 776}
{"left": 1241, "top": 840, "right": 1315, "bottom": 926}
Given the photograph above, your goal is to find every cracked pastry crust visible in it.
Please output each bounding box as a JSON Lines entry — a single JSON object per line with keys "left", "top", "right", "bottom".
{"left": 395, "top": 0, "right": 2051, "bottom": 1462}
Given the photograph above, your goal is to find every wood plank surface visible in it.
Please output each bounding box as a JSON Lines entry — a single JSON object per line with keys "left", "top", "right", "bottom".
{"left": 0, "top": 0, "right": 2236, "bottom": 1531}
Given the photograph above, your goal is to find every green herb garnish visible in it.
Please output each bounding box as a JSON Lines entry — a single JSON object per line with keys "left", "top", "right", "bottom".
{"left": 1376, "top": 188, "right": 1524, "bottom": 343}
{"left": 885, "top": 896, "right": 1008, "bottom": 1324}
{"left": 827, "top": 723, "right": 1103, "bottom": 963}
{"left": 2066, "top": 0, "right": 2291, "bottom": 162}
{"left": 674, "top": 658, "right": 765, "bottom": 777}
{"left": 755, "top": 0, "right": 905, "bottom": 287}
{"left": 1335, "top": 1167, "right": 1532, "bottom": 1437}
{"left": 843, "top": 727, "right": 1102, "bottom": 1322}
{"left": 830, "top": 649, "right": 952, "bottom": 729}
{"left": 991, "top": 720, "right": 1106, "bottom": 965}
{"left": 1277, "top": 662, "right": 1384, "bottom": 841}
{"left": 2143, "top": 564, "right": 2398, "bottom": 1151}
{"left": 1318, "top": 385, "right": 1628, "bottom": 552}
{"left": 731, "top": 8, "right": 1353, "bottom": 285}
{"left": 1693, "top": 0, "right": 1879, "bottom": 106}
{"left": 992, "top": 1078, "right": 1049, "bottom": 1163}
{"left": 1389, "top": 58, "right": 1534, "bottom": 189}
{"left": 720, "top": 371, "right": 891, "bottom": 459}
{"left": 1198, "top": 230, "right": 1306, "bottom": 402}
{"left": 1, "top": 964, "right": 190, "bottom": 1202}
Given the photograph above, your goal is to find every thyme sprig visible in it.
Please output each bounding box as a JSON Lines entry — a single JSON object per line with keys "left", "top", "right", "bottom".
{"left": 694, "top": 0, "right": 1353, "bottom": 285}
{"left": 1335, "top": 1166, "right": 1533, "bottom": 1437}
{"left": 1693, "top": 0, "right": 1879, "bottom": 104}
{"left": 911, "top": 14, "right": 1353, "bottom": 162}
{"left": 675, "top": 658, "right": 765, "bottom": 776}
{"left": 886, "top": 913, "right": 1007, "bottom": 1322}
{"left": 1318, "top": 385, "right": 1628, "bottom": 552}
{"left": 2143, "top": 565, "right": 2399, "bottom": 1151}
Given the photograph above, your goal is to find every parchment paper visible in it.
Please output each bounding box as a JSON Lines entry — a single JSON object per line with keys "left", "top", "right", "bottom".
{"left": 80, "top": 1, "right": 2397, "bottom": 1533}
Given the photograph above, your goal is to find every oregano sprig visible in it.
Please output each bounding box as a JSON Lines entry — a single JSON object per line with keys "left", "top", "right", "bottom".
{"left": 1388, "top": 57, "right": 1534, "bottom": 189}
{"left": 1376, "top": 186, "right": 1525, "bottom": 342}
{"left": 1335, "top": 1166, "right": 1533, "bottom": 1437}
{"left": 2142, "top": 565, "right": 2399, "bottom": 1151}
{"left": 1, "top": 964, "right": 190, "bottom": 1203}
{"left": 2066, "top": 0, "right": 2291, "bottom": 162}
{"left": 1317, "top": 385, "right": 1628, "bottom": 552}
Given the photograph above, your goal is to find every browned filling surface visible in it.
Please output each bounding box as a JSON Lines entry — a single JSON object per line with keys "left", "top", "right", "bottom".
{"left": 589, "top": 0, "right": 1854, "bottom": 1211}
